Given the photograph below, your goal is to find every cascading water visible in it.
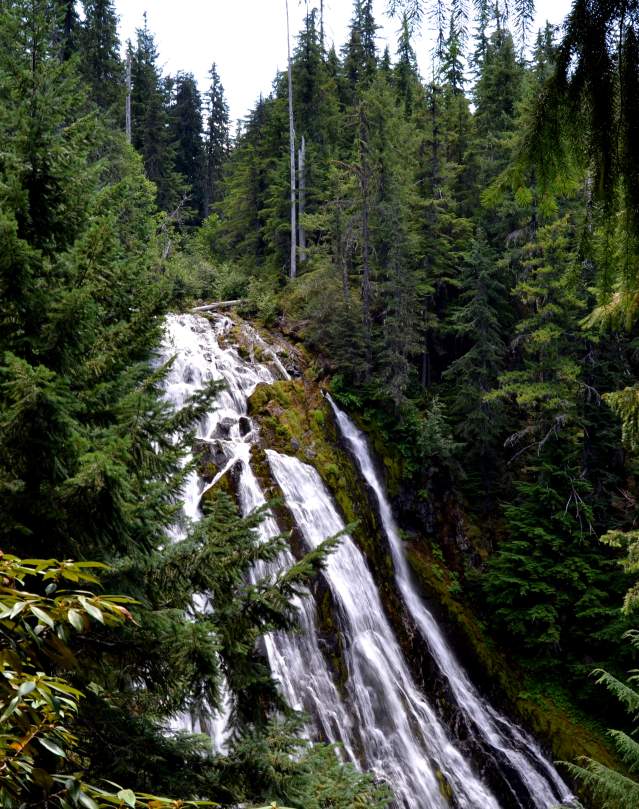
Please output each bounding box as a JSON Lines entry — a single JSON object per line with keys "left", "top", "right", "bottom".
{"left": 161, "top": 313, "right": 356, "bottom": 757}
{"left": 267, "top": 450, "right": 502, "bottom": 809}
{"left": 328, "top": 395, "right": 575, "bottom": 808}
{"left": 161, "top": 312, "right": 575, "bottom": 809}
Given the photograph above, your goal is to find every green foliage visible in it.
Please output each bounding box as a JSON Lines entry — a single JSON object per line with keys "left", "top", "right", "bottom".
{"left": 0, "top": 554, "right": 209, "bottom": 809}
{"left": 170, "top": 72, "right": 207, "bottom": 222}
{"left": 565, "top": 632, "right": 639, "bottom": 808}
{"left": 0, "top": 6, "right": 391, "bottom": 808}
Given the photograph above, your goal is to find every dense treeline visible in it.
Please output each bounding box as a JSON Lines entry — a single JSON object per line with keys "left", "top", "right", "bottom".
{"left": 206, "top": 0, "right": 637, "bottom": 699}
{"left": 0, "top": 3, "right": 387, "bottom": 808}
{"left": 201, "top": 0, "right": 639, "bottom": 792}
{"left": 4, "top": 0, "right": 639, "bottom": 806}
{"left": 114, "top": 0, "right": 639, "bottom": 796}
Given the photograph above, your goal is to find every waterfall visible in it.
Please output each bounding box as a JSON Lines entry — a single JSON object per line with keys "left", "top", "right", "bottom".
{"left": 161, "top": 312, "right": 575, "bottom": 809}
{"left": 328, "top": 395, "right": 574, "bottom": 808}
{"left": 267, "top": 449, "right": 501, "bottom": 809}
{"left": 161, "top": 313, "right": 356, "bottom": 758}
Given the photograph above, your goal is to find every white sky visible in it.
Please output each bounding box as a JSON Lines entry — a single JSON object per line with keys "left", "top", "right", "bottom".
{"left": 113, "top": 0, "right": 573, "bottom": 124}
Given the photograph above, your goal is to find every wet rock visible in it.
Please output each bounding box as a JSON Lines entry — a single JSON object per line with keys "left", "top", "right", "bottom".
{"left": 193, "top": 439, "right": 227, "bottom": 481}
{"left": 238, "top": 416, "right": 252, "bottom": 436}
{"left": 214, "top": 416, "right": 235, "bottom": 438}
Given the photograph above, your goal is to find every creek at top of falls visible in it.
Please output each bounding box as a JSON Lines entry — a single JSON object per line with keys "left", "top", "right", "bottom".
{"left": 161, "top": 312, "right": 577, "bottom": 809}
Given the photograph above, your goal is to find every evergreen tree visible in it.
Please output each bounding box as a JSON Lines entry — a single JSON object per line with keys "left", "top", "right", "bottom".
{"left": 472, "top": 27, "right": 524, "bottom": 190}
{"left": 204, "top": 62, "right": 230, "bottom": 213}
{"left": 342, "top": 0, "right": 378, "bottom": 97}
{"left": 131, "top": 17, "right": 182, "bottom": 212}
{"left": 170, "top": 71, "right": 206, "bottom": 222}
{"left": 0, "top": 6, "right": 390, "bottom": 807}
{"left": 483, "top": 449, "right": 628, "bottom": 671}
{"left": 54, "top": 0, "right": 80, "bottom": 61}
{"left": 394, "top": 13, "right": 419, "bottom": 116}
{"left": 79, "top": 0, "right": 124, "bottom": 113}
{"left": 442, "top": 230, "right": 507, "bottom": 496}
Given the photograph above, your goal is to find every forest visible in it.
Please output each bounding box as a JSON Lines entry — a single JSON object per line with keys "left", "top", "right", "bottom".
{"left": 2, "top": 0, "right": 639, "bottom": 807}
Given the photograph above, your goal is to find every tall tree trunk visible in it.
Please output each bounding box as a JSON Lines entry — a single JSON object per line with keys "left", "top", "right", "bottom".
{"left": 359, "top": 104, "right": 372, "bottom": 367}
{"left": 125, "top": 47, "right": 132, "bottom": 144}
{"left": 286, "top": 0, "right": 297, "bottom": 279}
{"left": 298, "top": 135, "right": 306, "bottom": 262}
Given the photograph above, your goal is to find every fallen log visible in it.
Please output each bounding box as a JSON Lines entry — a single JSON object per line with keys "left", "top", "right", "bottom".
{"left": 191, "top": 299, "right": 246, "bottom": 312}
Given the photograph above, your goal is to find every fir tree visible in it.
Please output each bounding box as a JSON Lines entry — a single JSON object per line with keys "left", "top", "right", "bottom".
{"left": 394, "top": 13, "right": 419, "bottom": 116}
{"left": 131, "top": 17, "right": 182, "bottom": 212}
{"left": 204, "top": 63, "right": 230, "bottom": 214}
{"left": 79, "top": 0, "right": 124, "bottom": 113}
{"left": 170, "top": 71, "right": 206, "bottom": 222}
{"left": 342, "top": 0, "right": 378, "bottom": 97}
{"left": 442, "top": 230, "right": 507, "bottom": 496}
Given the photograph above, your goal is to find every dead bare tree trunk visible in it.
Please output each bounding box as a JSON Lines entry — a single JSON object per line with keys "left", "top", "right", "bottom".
{"left": 298, "top": 135, "right": 306, "bottom": 262}
{"left": 359, "top": 104, "right": 372, "bottom": 365}
{"left": 125, "top": 46, "right": 132, "bottom": 143}
{"left": 286, "top": 0, "right": 297, "bottom": 279}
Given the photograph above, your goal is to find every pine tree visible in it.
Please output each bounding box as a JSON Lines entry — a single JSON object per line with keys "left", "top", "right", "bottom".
{"left": 472, "top": 27, "right": 524, "bottom": 191}
{"left": 394, "top": 13, "right": 419, "bottom": 116}
{"left": 131, "top": 17, "right": 182, "bottom": 212}
{"left": 342, "top": 0, "right": 378, "bottom": 98}
{"left": 79, "top": 0, "right": 124, "bottom": 113}
{"left": 204, "top": 63, "right": 230, "bottom": 214}
{"left": 170, "top": 71, "right": 206, "bottom": 222}
{"left": 365, "top": 75, "right": 421, "bottom": 405}
{"left": 442, "top": 230, "right": 507, "bottom": 495}
{"left": 483, "top": 448, "right": 629, "bottom": 670}
{"left": 54, "top": 0, "right": 80, "bottom": 61}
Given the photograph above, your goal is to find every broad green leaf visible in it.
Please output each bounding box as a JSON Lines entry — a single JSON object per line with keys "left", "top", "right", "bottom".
{"left": 78, "top": 792, "right": 100, "bottom": 809}
{"left": 39, "top": 737, "right": 67, "bottom": 758}
{"left": 78, "top": 596, "right": 104, "bottom": 624}
{"left": 0, "top": 695, "right": 20, "bottom": 722}
{"left": 117, "top": 789, "right": 136, "bottom": 807}
{"left": 17, "top": 681, "right": 37, "bottom": 698}
{"left": 31, "top": 605, "right": 54, "bottom": 628}
{"left": 9, "top": 601, "right": 27, "bottom": 619}
{"left": 68, "top": 609, "right": 84, "bottom": 632}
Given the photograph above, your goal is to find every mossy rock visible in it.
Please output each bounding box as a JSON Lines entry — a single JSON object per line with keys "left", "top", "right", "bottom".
{"left": 199, "top": 460, "right": 241, "bottom": 506}
{"left": 248, "top": 379, "right": 434, "bottom": 691}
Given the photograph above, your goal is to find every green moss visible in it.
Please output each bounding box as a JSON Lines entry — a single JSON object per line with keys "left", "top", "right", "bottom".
{"left": 435, "top": 769, "right": 454, "bottom": 804}
{"left": 200, "top": 464, "right": 236, "bottom": 504}
{"left": 248, "top": 378, "right": 412, "bottom": 681}
{"left": 311, "top": 408, "right": 325, "bottom": 428}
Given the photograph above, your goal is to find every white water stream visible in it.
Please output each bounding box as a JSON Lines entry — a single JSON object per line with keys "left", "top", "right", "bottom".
{"left": 328, "top": 396, "right": 574, "bottom": 808}
{"left": 161, "top": 313, "right": 575, "bottom": 809}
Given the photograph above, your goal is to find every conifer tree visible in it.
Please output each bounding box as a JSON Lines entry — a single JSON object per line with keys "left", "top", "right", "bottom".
{"left": 204, "top": 63, "right": 230, "bottom": 214}
{"left": 394, "top": 13, "right": 420, "bottom": 116}
{"left": 171, "top": 71, "right": 206, "bottom": 222}
{"left": 0, "top": 6, "right": 391, "bottom": 807}
{"left": 54, "top": 0, "right": 80, "bottom": 61}
{"left": 442, "top": 230, "right": 507, "bottom": 496}
{"left": 79, "top": 0, "right": 124, "bottom": 113}
{"left": 342, "top": 0, "right": 378, "bottom": 97}
{"left": 131, "top": 17, "right": 182, "bottom": 212}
